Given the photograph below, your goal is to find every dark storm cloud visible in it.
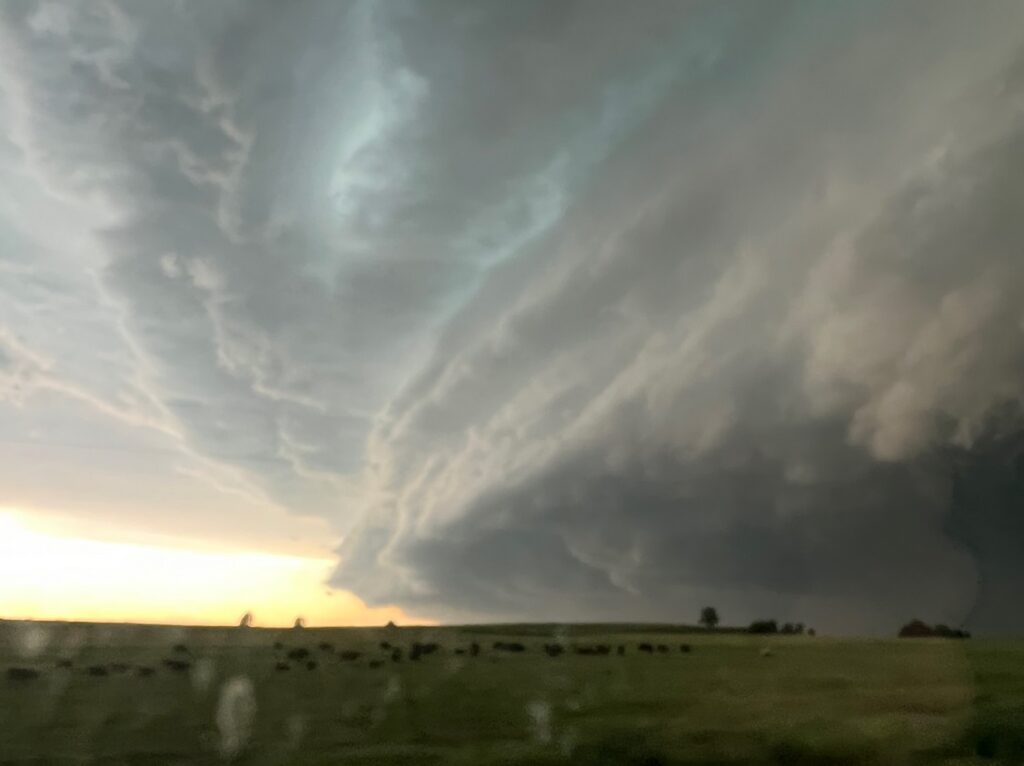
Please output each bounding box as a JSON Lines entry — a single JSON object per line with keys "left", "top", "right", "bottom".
{"left": 1, "top": 0, "right": 1023, "bottom": 631}
{"left": 337, "top": 1, "right": 1024, "bottom": 632}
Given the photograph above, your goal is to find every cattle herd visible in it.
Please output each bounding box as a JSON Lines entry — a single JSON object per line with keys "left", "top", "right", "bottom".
{"left": 5, "top": 636, "right": 698, "bottom": 683}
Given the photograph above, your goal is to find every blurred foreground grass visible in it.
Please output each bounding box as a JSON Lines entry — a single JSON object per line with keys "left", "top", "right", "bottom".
{"left": 0, "top": 621, "right": 1019, "bottom": 764}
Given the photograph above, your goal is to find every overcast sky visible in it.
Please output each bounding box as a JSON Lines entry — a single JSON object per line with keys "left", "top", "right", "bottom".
{"left": 1, "top": 0, "right": 1023, "bottom": 633}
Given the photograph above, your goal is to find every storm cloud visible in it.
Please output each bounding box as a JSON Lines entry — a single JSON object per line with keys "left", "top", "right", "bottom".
{"left": 1, "top": 0, "right": 1023, "bottom": 632}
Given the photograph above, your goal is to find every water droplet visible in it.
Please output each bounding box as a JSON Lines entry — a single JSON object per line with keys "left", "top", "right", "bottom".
{"left": 527, "top": 700, "right": 552, "bottom": 744}
{"left": 192, "top": 657, "right": 216, "bottom": 694}
{"left": 286, "top": 714, "right": 306, "bottom": 747}
{"left": 12, "top": 621, "right": 49, "bottom": 658}
{"left": 215, "top": 676, "right": 256, "bottom": 759}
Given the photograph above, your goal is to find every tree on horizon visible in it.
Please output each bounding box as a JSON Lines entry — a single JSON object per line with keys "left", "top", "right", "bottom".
{"left": 699, "top": 606, "right": 719, "bottom": 629}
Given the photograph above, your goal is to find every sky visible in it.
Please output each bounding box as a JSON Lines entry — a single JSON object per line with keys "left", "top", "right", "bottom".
{"left": 0, "top": 0, "right": 1022, "bottom": 634}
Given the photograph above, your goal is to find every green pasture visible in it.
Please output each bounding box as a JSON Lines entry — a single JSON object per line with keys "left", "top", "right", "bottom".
{"left": 0, "top": 621, "right": 1020, "bottom": 764}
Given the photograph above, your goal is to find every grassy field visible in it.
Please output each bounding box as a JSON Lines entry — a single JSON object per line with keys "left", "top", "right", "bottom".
{"left": 0, "top": 620, "right": 1020, "bottom": 765}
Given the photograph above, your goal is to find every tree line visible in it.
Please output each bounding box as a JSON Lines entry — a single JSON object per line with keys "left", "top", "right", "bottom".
{"left": 698, "top": 607, "right": 816, "bottom": 636}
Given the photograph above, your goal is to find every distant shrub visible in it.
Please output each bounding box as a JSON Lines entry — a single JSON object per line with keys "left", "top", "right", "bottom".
{"left": 338, "top": 651, "right": 361, "bottom": 661}
{"left": 638, "top": 643, "right": 654, "bottom": 653}
{"left": 86, "top": 665, "right": 108, "bottom": 677}
{"left": 317, "top": 642, "right": 334, "bottom": 652}
{"left": 162, "top": 659, "right": 191, "bottom": 672}
{"left": 934, "top": 623, "right": 971, "bottom": 639}
{"left": 274, "top": 662, "right": 290, "bottom": 671}
{"left": 898, "top": 619, "right": 932, "bottom": 637}
{"left": 748, "top": 620, "right": 779, "bottom": 635}
{"left": 898, "top": 619, "right": 969, "bottom": 639}
{"left": 679, "top": 643, "right": 692, "bottom": 653}
{"left": 287, "top": 648, "right": 310, "bottom": 660}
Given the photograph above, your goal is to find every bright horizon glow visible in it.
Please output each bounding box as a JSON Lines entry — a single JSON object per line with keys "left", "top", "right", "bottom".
{"left": 0, "top": 510, "right": 421, "bottom": 628}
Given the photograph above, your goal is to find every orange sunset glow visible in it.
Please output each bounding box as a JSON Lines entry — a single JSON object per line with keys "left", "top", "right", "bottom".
{"left": 0, "top": 509, "right": 418, "bottom": 628}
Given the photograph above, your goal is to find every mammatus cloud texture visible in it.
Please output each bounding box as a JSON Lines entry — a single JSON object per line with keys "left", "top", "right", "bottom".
{"left": 1, "top": 1, "right": 1023, "bottom": 632}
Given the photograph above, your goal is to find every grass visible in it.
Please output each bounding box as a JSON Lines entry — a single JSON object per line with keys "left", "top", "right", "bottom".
{"left": 0, "top": 620, "right": 1017, "bottom": 764}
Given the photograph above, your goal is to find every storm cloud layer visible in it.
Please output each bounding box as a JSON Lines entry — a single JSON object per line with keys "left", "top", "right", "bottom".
{"left": 1, "top": 1, "right": 1023, "bottom": 632}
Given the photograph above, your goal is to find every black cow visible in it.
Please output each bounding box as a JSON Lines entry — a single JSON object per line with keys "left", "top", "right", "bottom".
{"left": 574, "top": 645, "right": 611, "bottom": 656}
{"left": 638, "top": 643, "right": 654, "bottom": 654}
{"left": 410, "top": 642, "right": 440, "bottom": 661}
{"left": 493, "top": 641, "right": 526, "bottom": 653}
{"left": 163, "top": 659, "right": 191, "bottom": 672}
{"left": 7, "top": 667, "right": 39, "bottom": 681}
{"left": 275, "top": 662, "right": 290, "bottom": 671}
{"left": 339, "top": 650, "right": 362, "bottom": 661}
{"left": 544, "top": 644, "right": 565, "bottom": 657}
{"left": 87, "top": 665, "right": 109, "bottom": 677}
